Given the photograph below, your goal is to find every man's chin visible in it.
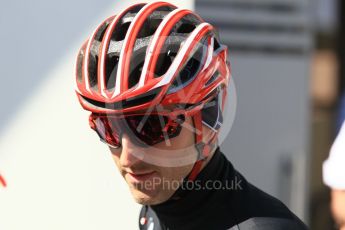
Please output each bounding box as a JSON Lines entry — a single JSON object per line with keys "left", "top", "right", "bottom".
{"left": 131, "top": 192, "right": 161, "bottom": 205}
{"left": 134, "top": 197, "right": 160, "bottom": 205}
{"left": 129, "top": 188, "right": 169, "bottom": 205}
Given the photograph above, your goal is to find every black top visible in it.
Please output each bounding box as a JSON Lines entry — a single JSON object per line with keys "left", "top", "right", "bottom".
{"left": 139, "top": 148, "right": 308, "bottom": 230}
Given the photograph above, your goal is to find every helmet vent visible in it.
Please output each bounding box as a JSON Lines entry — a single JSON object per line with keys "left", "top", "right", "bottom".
{"left": 155, "top": 44, "right": 180, "bottom": 77}
{"left": 95, "top": 20, "right": 111, "bottom": 42}
{"left": 80, "top": 87, "right": 161, "bottom": 110}
{"left": 173, "top": 14, "right": 202, "bottom": 34}
{"left": 112, "top": 4, "right": 145, "bottom": 41}
{"left": 76, "top": 45, "right": 85, "bottom": 83}
{"left": 113, "top": 22, "right": 131, "bottom": 41}
{"left": 104, "top": 55, "right": 119, "bottom": 91}
{"left": 167, "top": 38, "right": 207, "bottom": 94}
{"left": 213, "top": 38, "right": 221, "bottom": 51}
{"left": 137, "top": 19, "right": 163, "bottom": 38}
{"left": 205, "top": 70, "right": 220, "bottom": 87}
{"left": 88, "top": 55, "right": 98, "bottom": 90}
{"left": 176, "top": 23, "right": 196, "bottom": 34}
{"left": 128, "top": 48, "right": 146, "bottom": 89}
{"left": 119, "top": 87, "right": 161, "bottom": 109}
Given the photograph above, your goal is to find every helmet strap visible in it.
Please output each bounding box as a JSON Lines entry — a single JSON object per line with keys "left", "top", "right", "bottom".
{"left": 187, "top": 110, "right": 217, "bottom": 181}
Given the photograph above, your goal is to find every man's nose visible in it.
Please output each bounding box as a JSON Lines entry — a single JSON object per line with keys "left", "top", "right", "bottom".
{"left": 119, "top": 134, "right": 144, "bottom": 168}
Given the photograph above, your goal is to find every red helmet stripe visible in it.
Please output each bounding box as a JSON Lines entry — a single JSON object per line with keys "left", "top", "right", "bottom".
{"left": 98, "top": 3, "right": 145, "bottom": 99}
{"left": 150, "top": 22, "right": 214, "bottom": 91}
{"left": 137, "top": 8, "right": 193, "bottom": 88}
{"left": 113, "top": 1, "right": 175, "bottom": 99}
{"left": 83, "top": 16, "right": 112, "bottom": 96}
{"left": 148, "top": 12, "right": 204, "bottom": 83}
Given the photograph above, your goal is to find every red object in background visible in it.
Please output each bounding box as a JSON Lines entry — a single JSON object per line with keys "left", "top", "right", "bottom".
{"left": 0, "top": 174, "right": 7, "bottom": 187}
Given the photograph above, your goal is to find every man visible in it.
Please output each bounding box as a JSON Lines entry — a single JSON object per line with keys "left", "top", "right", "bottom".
{"left": 75, "top": 2, "right": 308, "bottom": 229}
{"left": 323, "top": 122, "right": 345, "bottom": 230}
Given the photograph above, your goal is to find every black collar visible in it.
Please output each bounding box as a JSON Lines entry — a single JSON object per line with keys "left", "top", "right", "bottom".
{"left": 149, "top": 147, "right": 236, "bottom": 225}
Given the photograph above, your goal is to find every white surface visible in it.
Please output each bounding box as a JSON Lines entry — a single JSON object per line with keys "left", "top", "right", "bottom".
{"left": 323, "top": 122, "right": 345, "bottom": 190}
{"left": 0, "top": 57, "right": 140, "bottom": 230}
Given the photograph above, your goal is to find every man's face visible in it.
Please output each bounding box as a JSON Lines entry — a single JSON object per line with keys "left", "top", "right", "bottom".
{"left": 109, "top": 116, "right": 199, "bottom": 205}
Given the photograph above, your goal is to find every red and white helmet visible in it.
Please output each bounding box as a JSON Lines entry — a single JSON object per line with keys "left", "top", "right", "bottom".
{"left": 75, "top": 2, "right": 231, "bottom": 180}
{"left": 75, "top": 1, "right": 229, "bottom": 115}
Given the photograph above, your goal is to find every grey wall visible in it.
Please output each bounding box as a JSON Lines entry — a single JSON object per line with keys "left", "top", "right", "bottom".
{"left": 196, "top": 0, "right": 312, "bottom": 222}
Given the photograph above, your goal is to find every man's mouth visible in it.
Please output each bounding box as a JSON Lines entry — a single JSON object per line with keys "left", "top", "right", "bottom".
{"left": 125, "top": 170, "right": 157, "bottom": 183}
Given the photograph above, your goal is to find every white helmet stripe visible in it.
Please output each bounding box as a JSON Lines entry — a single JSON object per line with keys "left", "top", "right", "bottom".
{"left": 202, "top": 37, "right": 214, "bottom": 72}
{"left": 151, "top": 22, "right": 212, "bottom": 90}
{"left": 99, "top": 14, "right": 123, "bottom": 98}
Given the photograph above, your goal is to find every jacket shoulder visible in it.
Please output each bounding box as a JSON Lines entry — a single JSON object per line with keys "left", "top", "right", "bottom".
{"left": 228, "top": 217, "right": 309, "bottom": 230}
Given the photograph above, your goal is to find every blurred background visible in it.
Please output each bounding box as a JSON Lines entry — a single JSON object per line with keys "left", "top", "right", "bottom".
{"left": 0, "top": 0, "right": 342, "bottom": 229}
